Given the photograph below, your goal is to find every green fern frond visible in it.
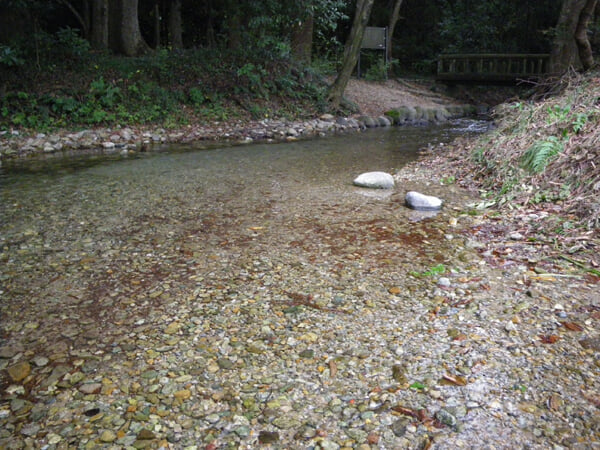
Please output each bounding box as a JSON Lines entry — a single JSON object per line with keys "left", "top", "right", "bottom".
{"left": 521, "top": 136, "right": 564, "bottom": 174}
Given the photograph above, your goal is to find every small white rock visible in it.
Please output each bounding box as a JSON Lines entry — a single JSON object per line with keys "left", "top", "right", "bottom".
{"left": 438, "top": 277, "right": 451, "bottom": 287}
{"left": 405, "top": 191, "right": 443, "bottom": 211}
{"left": 353, "top": 172, "right": 395, "bottom": 189}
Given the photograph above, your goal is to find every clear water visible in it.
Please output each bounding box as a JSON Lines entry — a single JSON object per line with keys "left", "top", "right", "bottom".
{"left": 0, "top": 121, "right": 487, "bottom": 276}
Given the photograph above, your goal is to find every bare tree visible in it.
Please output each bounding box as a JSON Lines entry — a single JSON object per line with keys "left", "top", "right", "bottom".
{"left": 327, "top": 0, "right": 375, "bottom": 110}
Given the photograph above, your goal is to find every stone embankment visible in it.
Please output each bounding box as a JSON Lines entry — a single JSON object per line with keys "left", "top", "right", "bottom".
{"left": 0, "top": 105, "right": 476, "bottom": 160}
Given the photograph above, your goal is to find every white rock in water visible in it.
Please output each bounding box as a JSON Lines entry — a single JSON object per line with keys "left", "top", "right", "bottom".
{"left": 353, "top": 171, "right": 395, "bottom": 189}
{"left": 405, "top": 191, "right": 443, "bottom": 211}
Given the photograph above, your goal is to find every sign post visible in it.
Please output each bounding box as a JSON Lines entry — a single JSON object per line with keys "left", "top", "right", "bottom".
{"left": 358, "top": 27, "right": 388, "bottom": 79}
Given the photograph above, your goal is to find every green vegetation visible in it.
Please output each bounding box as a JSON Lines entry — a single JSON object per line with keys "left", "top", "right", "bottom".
{"left": 410, "top": 264, "right": 446, "bottom": 278}
{"left": 0, "top": 46, "right": 330, "bottom": 131}
{"left": 521, "top": 136, "right": 565, "bottom": 174}
{"left": 461, "top": 71, "right": 600, "bottom": 229}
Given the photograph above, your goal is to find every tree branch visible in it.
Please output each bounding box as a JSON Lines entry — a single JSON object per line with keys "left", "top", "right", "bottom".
{"left": 56, "top": 0, "right": 89, "bottom": 37}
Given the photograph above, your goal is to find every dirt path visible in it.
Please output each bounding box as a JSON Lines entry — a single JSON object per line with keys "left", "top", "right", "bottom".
{"left": 343, "top": 78, "right": 458, "bottom": 116}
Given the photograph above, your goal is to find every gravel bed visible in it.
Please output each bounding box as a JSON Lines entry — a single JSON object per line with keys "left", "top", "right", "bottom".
{"left": 0, "top": 136, "right": 598, "bottom": 449}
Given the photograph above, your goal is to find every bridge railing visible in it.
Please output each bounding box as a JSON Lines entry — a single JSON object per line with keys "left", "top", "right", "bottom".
{"left": 437, "top": 53, "right": 550, "bottom": 83}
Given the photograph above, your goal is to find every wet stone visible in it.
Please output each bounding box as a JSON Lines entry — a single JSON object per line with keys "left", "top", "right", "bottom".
{"left": 217, "top": 358, "right": 234, "bottom": 369}
{"left": 79, "top": 383, "right": 102, "bottom": 394}
{"left": 391, "top": 418, "right": 411, "bottom": 437}
{"left": 258, "top": 430, "right": 280, "bottom": 444}
{"left": 99, "top": 430, "right": 117, "bottom": 442}
{"left": 299, "top": 349, "right": 315, "bottom": 358}
{"left": 7, "top": 361, "right": 31, "bottom": 382}
{"left": 436, "top": 409, "right": 458, "bottom": 428}
{"left": 0, "top": 345, "right": 22, "bottom": 359}
{"left": 137, "top": 429, "right": 156, "bottom": 440}
{"left": 272, "top": 416, "right": 301, "bottom": 429}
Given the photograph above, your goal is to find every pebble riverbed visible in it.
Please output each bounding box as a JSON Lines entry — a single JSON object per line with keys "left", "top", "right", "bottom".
{"left": 0, "top": 127, "right": 599, "bottom": 449}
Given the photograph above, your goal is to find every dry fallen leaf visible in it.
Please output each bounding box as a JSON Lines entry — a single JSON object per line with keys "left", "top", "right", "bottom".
{"left": 329, "top": 360, "right": 338, "bottom": 378}
{"left": 561, "top": 321, "right": 584, "bottom": 331}
{"left": 391, "top": 405, "right": 445, "bottom": 429}
{"left": 441, "top": 373, "right": 468, "bottom": 386}
{"left": 539, "top": 334, "right": 560, "bottom": 344}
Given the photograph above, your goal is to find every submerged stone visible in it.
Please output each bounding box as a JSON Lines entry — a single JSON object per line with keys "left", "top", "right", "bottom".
{"left": 405, "top": 191, "right": 443, "bottom": 210}
{"left": 353, "top": 172, "right": 395, "bottom": 189}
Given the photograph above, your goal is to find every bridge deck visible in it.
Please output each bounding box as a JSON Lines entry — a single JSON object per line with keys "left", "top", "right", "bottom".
{"left": 437, "top": 53, "right": 550, "bottom": 84}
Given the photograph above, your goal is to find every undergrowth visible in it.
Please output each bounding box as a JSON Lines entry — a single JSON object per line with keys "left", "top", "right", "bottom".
{"left": 0, "top": 47, "right": 329, "bottom": 131}
{"left": 466, "top": 71, "right": 600, "bottom": 229}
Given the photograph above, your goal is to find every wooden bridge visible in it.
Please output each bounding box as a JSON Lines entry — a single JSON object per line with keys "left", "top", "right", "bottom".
{"left": 437, "top": 54, "right": 550, "bottom": 84}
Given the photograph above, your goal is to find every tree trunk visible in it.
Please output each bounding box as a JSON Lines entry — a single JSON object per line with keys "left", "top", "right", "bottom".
{"left": 90, "top": 0, "right": 109, "bottom": 50}
{"left": 83, "top": 0, "right": 91, "bottom": 38}
{"left": 291, "top": 11, "right": 314, "bottom": 64}
{"left": 205, "top": 0, "right": 216, "bottom": 48}
{"left": 108, "top": 0, "right": 150, "bottom": 56}
{"left": 387, "top": 0, "right": 403, "bottom": 63}
{"left": 575, "top": 0, "right": 598, "bottom": 70}
{"left": 227, "top": 13, "right": 242, "bottom": 50}
{"left": 550, "top": 0, "right": 587, "bottom": 74}
{"left": 327, "top": 0, "right": 375, "bottom": 109}
{"left": 153, "top": 2, "right": 160, "bottom": 49}
{"left": 168, "top": 0, "right": 183, "bottom": 49}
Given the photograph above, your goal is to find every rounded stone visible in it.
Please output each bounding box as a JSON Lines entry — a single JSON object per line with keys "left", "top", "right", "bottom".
{"left": 353, "top": 172, "right": 395, "bottom": 189}
{"left": 99, "top": 430, "right": 117, "bottom": 442}
{"left": 7, "top": 361, "right": 31, "bottom": 383}
{"left": 405, "top": 191, "right": 443, "bottom": 211}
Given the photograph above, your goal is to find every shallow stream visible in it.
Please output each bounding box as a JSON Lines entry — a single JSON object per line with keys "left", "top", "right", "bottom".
{"left": 1, "top": 120, "right": 520, "bottom": 449}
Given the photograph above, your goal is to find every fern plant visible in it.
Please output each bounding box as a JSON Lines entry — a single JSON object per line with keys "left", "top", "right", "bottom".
{"left": 521, "top": 136, "right": 565, "bottom": 174}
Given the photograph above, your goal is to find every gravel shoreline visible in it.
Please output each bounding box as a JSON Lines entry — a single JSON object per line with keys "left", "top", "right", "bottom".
{"left": 0, "top": 115, "right": 361, "bottom": 161}
{"left": 0, "top": 102, "right": 478, "bottom": 162}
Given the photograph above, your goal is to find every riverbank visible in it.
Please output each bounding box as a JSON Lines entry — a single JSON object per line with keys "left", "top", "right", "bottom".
{"left": 0, "top": 78, "right": 472, "bottom": 161}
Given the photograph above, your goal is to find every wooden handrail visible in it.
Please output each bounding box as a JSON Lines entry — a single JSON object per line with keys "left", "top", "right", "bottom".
{"left": 437, "top": 54, "right": 550, "bottom": 83}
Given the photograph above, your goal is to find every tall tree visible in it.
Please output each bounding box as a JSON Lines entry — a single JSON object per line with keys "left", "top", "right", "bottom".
{"left": 108, "top": 0, "right": 150, "bottom": 56}
{"left": 90, "top": 0, "right": 109, "bottom": 50}
{"left": 168, "top": 0, "right": 183, "bottom": 49}
{"left": 387, "top": 0, "right": 403, "bottom": 63}
{"left": 575, "top": 0, "right": 598, "bottom": 69}
{"left": 550, "top": 0, "right": 598, "bottom": 73}
{"left": 291, "top": 8, "right": 314, "bottom": 64}
{"left": 327, "top": 0, "right": 375, "bottom": 109}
